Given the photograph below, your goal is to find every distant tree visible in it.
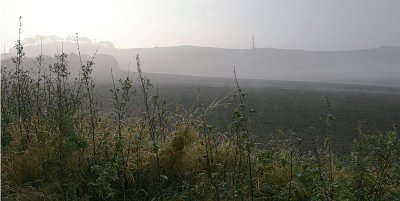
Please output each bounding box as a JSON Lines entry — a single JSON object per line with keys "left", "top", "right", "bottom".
{"left": 22, "top": 35, "right": 98, "bottom": 45}
{"left": 79, "top": 37, "right": 92, "bottom": 44}
{"left": 99, "top": 41, "right": 115, "bottom": 48}
{"left": 47, "top": 35, "right": 60, "bottom": 43}
{"left": 64, "top": 35, "right": 76, "bottom": 43}
{"left": 23, "top": 37, "right": 36, "bottom": 45}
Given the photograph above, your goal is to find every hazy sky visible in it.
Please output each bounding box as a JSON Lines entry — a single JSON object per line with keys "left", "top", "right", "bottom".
{"left": 1, "top": 0, "right": 400, "bottom": 50}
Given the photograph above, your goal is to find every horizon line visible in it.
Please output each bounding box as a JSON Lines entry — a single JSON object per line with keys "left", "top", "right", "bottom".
{"left": 2, "top": 42, "right": 399, "bottom": 53}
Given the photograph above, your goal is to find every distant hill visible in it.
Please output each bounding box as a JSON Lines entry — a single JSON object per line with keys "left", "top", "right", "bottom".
{"left": 3, "top": 43, "right": 400, "bottom": 87}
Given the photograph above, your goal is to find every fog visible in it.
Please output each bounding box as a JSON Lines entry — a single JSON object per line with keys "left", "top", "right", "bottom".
{"left": 4, "top": 42, "right": 400, "bottom": 87}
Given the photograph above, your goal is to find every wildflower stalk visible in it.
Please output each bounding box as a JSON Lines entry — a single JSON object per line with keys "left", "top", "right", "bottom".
{"left": 325, "top": 96, "right": 335, "bottom": 199}
{"left": 233, "top": 67, "right": 254, "bottom": 201}
{"left": 137, "top": 54, "right": 163, "bottom": 200}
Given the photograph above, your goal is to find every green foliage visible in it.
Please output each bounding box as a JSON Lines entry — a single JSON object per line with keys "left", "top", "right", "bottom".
{"left": 89, "top": 163, "right": 118, "bottom": 200}
{"left": 350, "top": 131, "right": 400, "bottom": 200}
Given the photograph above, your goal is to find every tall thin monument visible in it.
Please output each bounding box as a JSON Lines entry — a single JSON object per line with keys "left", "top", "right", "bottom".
{"left": 252, "top": 35, "right": 255, "bottom": 49}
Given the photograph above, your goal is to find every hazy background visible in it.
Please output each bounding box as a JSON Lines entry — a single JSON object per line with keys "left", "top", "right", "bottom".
{"left": 2, "top": 0, "right": 400, "bottom": 51}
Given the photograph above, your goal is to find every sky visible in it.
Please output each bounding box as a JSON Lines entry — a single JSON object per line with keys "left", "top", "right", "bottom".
{"left": 1, "top": 0, "right": 400, "bottom": 51}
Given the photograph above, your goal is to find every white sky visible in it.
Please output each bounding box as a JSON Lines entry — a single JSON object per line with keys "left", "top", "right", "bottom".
{"left": 1, "top": 0, "right": 400, "bottom": 50}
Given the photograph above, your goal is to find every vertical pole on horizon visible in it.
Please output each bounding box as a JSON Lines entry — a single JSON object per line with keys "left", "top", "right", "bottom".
{"left": 252, "top": 35, "right": 255, "bottom": 49}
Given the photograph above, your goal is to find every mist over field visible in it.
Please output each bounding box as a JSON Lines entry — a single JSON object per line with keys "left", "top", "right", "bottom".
{"left": 2, "top": 0, "right": 400, "bottom": 200}
{"left": 5, "top": 42, "right": 400, "bottom": 87}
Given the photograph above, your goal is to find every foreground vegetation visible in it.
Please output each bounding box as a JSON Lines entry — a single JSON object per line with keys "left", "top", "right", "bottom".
{"left": 2, "top": 20, "right": 400, "bottom": 200}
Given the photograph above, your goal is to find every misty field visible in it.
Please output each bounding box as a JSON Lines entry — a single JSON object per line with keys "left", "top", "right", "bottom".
{"left": 2, "top": 27, "right": 400, "bottom": 201}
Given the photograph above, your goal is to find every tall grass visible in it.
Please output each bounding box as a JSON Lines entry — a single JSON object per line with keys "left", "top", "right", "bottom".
{"left": 1, "top": 19, "right": 400, "bottom": 201}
